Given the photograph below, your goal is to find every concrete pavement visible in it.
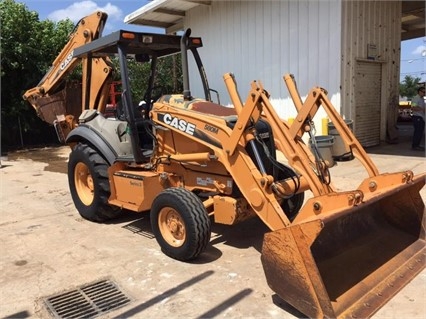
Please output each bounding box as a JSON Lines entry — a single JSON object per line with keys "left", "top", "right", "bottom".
{"left": 0, "top": 125, "right": 424, "bottom": 319}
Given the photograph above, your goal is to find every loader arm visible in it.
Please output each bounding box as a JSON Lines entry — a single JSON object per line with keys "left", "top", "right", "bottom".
{"left": 227, "top": 74, "right": 425, "bottom": 318}
{"left": 214, "top": 73, "right": 425, "bottom": 319}
{"left": 224, "top": 73, "right": 339, "bottom": 198}
{"left": 23, "top": 11, "right": 113, "bottom": 141}
{"left": 283, "top": 74, "right": 380, "bottom": 177}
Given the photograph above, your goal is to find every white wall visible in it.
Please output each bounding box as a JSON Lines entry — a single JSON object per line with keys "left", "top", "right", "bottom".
{"left": 184, "top": 0, "right": 342, "bottom": 131}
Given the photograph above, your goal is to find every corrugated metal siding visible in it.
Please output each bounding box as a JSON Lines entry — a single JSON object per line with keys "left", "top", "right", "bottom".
{"left": 341, "top": 1, "right": 401, "bottom": 141}
{"left": 354, "top": 61, "right": 382, "bottom": 146}
{"left": 184, "top": 0, "right": 342, "bottom": 127}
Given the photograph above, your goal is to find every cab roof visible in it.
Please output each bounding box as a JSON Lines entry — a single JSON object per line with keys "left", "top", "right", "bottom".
{"left": 73, "top": 29, "right": 202, "bottom": 58}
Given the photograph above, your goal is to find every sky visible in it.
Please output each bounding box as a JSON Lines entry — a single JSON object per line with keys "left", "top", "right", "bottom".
{"left": 18, "top": 0, "right": 426, "bottom": 82}
{"left": 400, "top": 38, "right": 426, "bottom": 83}
{"left": 20, "top": 0, "right": 162, "bottom": 33}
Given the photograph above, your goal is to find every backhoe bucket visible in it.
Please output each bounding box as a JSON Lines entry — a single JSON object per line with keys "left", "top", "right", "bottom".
{"left": 261, "top": 174, "right": 425, "bottom": 318}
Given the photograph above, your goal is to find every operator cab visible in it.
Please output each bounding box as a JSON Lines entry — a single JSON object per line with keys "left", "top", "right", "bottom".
{"left": 73, "top": 29, "right": 218, "bottom": 164}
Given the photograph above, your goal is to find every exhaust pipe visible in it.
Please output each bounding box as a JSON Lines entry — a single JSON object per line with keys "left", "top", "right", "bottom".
{"left": 181, "top": 28, "right": 191, "bottom": 101}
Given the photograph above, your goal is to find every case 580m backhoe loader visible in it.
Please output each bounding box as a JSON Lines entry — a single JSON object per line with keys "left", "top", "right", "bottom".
{"left": 24, "top": 11, "right": 425, "bottom": 319}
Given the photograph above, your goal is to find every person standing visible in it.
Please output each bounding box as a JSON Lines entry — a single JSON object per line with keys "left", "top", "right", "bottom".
{"left": 411, "top": 87, "right": 425, "bottom": 151}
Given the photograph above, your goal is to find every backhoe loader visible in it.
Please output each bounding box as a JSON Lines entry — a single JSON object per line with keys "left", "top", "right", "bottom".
{"left": 24, "top": 11, "right": 425, "bottom": 319}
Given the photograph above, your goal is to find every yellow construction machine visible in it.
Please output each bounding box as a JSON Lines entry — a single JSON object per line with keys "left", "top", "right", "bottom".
{"left": 24, "top": 11, "right": 425, "bottom": 319}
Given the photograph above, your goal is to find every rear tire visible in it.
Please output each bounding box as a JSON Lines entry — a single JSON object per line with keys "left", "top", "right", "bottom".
{"left": 151, "top": 188, "right": 211, "bottom": 261}
{"left": 68, "top": 143, "right": 120, "bottom": 222}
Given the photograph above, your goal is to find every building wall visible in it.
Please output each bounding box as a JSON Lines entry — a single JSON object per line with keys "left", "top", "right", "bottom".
{"left": 341, "top": 0, "right": 401, "bottom": 141}
{"left": 184, "top": 0, "right": 342, "bottom": 128}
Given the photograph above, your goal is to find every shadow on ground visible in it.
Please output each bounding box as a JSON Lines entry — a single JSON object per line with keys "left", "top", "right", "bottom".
{"left": 365, "top": 123, "right": 425, "bottom": 157}
{"left": 117, "top": 212, "right": 269, "bottom": 264}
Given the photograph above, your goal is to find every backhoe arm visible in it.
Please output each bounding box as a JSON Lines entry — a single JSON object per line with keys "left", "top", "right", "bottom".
{"left": 23, "top": 11, "right": 113, "bottom": 141}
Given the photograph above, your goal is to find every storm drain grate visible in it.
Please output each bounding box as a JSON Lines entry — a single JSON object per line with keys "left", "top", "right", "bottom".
{"left": 44, "top": 279, "right": 131, "bottom": 318}
{"left": 123, "top": 223, "right": 155, "bottom": 239}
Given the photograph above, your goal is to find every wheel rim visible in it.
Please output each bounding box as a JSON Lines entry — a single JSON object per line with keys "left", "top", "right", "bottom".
{"left": 74, "top": 162, "right": 94, "bottom": 206}
{"left": 158, "top": 207, "right": 186, "bottom": 247}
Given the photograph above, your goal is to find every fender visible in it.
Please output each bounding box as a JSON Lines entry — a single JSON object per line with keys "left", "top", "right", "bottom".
{"left": 66, "top": 125, "right": 117, "bottom": 165}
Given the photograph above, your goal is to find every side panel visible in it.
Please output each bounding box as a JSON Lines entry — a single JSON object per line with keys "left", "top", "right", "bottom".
{"left": 109, "top": 170, "right": 164, "bottom": 212}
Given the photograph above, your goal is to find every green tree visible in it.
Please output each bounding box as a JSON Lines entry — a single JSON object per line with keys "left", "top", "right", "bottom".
{"left": 1, "top": 0, "right": 182, "bottom": 150}
{"left": 399, "top": 75, "right": 422, "bottom": 99}
{"left": 1, "top": 0, "right": 74, "bottom": 149}
{"left": 155, "top": 54, "right": 183, "bottom": 95}
{"left": 115, "top": 54, "right": 182, "bottom": 104}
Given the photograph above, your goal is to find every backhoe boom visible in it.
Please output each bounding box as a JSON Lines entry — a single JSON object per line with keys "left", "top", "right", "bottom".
{"left": 23, "top": 11, "right": 113, "bottom": 142}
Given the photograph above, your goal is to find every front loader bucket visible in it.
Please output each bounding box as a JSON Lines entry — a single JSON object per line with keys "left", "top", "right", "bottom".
{"left": 261, "top": 174, "right": 425, "bottom": 318}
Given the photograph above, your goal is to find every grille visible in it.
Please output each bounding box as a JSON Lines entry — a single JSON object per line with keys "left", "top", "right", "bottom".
{"left": 122, "top": 217, "right": 155, "bottom": 239}
{"left": 123, "top": 223, "right": 155, "bottom": 239}
{"left": 44, "top": 279, "right": 131, "bottom": 318}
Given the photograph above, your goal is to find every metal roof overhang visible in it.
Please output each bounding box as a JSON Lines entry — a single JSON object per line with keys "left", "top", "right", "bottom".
{"left": 125, "top": 0, "right": 425, "bottom": 40}
{"left": 401, "top": 1, "right": 425, "bottom": 41}
{"left": 124, "top": 0, "right": 211, "bottom": 34}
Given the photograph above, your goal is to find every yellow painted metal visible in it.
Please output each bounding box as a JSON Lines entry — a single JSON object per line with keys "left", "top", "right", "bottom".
{"left": 158, "top": 207, "right": 186, "bottom": 247}
{"left": 169, "top": 152, "right": 213, "bottom": 163}
{"left": 213, "top": 196, "right": 255, "bottom": 225}
{"left": 258, "top": 74, "right": 426, "bottom": 318}
{"left": 108, "top": 168, "right": 165, "bottom": 212}
{"left": 74, "top": 162, "right": 94, "bottom": 206}
{"left": 322, "top": 117, "right": 329, "bottom": 135}
{"left": 261, "top": 174, "right": 425, "bottom": 318}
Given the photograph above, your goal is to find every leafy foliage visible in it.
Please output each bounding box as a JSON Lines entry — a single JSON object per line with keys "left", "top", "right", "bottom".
{"left": 0, "top": 0, "right": 182, "bottom": 150}
{"left": 399, "top": 75, "right": 422, "bottom": 99}
{"left": 155, "top": 54, "right": 183, "bottom": 94}
{"left": 1, "top": 0, "right": 74, "bottom": 148}
{"left": 114, "top": 54, "right": 183, "bottom": 105}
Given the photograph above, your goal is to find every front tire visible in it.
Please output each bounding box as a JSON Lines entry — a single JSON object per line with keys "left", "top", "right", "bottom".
{"left": 151, "top": 188, "right": 211, "bottom": 261}
{"left": 68, "top": 143, "right": 120, "bottom": 222}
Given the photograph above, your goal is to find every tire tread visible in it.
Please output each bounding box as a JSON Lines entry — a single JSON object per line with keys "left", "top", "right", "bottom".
{"left": 69, "top": 143, "right": 120, "bottom": 222}
{"left": 151, "top": 187, "right": 211, "bottom": 261}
